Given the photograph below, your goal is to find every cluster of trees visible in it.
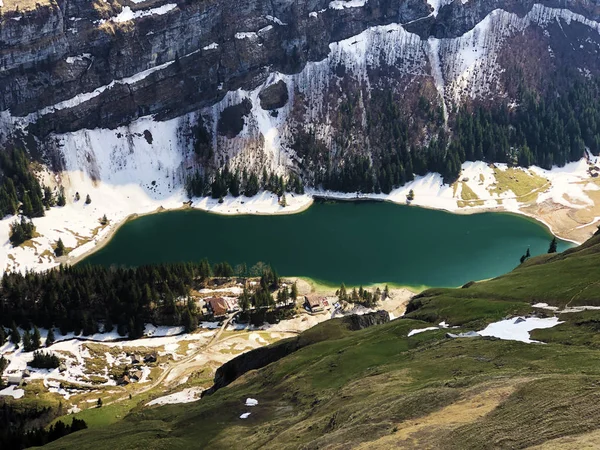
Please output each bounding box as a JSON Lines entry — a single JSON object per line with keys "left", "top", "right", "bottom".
{"left": 29, "top": 351, "right": 60, "bottom": 369}
{"left": 0, "top": 417, "right": 87, "bottom": 450}
{"left": 9, "top": 217, "right": 35, "bottom": 246}
{"left": 238, "top": 304, "right": 296, "bottom": 327}
{"left": 185, "top": 166, "right": 304, "bottom": 200}
{"left": 336, "top": 283, "right": 389, "bottom": 308}
{"left": 0, "top": 260, "right": 281, "bottom": 339}
{"left": 0, "top": 321, "right": 56, "bottom": 349}
{"left": 0, "top": 148, "right": 47, "bottom": 219}
{"left": 275, "top": 282, "right": 297, "bottom": 304}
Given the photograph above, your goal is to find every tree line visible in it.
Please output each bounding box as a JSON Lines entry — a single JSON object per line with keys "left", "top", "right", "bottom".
{"left": 185, "top": 165, "right": 304, "bottom": 201}
{"left": 0, "top": 416, "right": 87, "bottom": 450}
{"left": 0, "top": 260, "right": 281, "bottom": 339}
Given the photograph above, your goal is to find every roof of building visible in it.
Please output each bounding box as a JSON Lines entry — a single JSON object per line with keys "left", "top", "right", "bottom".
{"left": 206, "top": 297, "right": 228, "bottom": 316}
{"left": 305, "top": 295, "right": 323, "bottom": 308}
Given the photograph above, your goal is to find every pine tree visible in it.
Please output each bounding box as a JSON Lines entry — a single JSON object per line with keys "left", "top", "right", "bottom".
{"left": 290, "top": 282, "right": 298, "bottom": 300}
{"left": 10, "top": 321, "right": 20, "bottom": 344}
{"left": 46, "top": 327, "right": 55, "bottom": 347}
{"left": 245, "top": 173, "right": 260, "bottom": 197}
{"left": 97, "top": 398, "right": 103, "bottom": 408}
{"left": 182, "top": 308, "right": 198, "bottom": 332}
{"left": 526, "top": 248, "right": 531, "bottom": 258}
{"left": 55, "top": 238, "right": 65, "bottom": 257}
{"left": 43, "top": 185, "right": 55, "bottom": 208}
{"left": 85, "top": 194, "right": 91, "bottom": 204}
{"left": 30, "top": 189, "right": 45, "bottom": 217}
{"left": 239, "top": 288, "right": 251, "bottom": 312}
{"left": 0, "top": 327, "right": 5, "bottom": 346}
{"left": 22, "top": 192, "right": 33, "bottom": 217}
{"left": 32, "top": 325, "right": 41, "bottom": 350}
{"left": 407, "top": 189, "right": 415, "bottom": 202}
{"left": 22, "top": 329, "right": 32, "bottom": 352}
{"left": 548, "top": 237, "right": 558, "bottom": 254}
{"left": 57, "top": 187, "right": 66, "bottom": 207}
{"left": 75, "top": 192, "right": 80, "bottom": 201}
{"left": 100, "top": 214, "right": 108, "bottom": 225}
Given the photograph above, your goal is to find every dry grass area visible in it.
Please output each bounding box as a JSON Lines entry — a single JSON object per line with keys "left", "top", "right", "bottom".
{"left": 359, "top": 380, "right": 522, "bottom": 450}
{"left": 527, "top": 429, "right": 600, "bottom": 449}
{"left": 457, "top": 182, "right": 484, "bottom": 207}
{"left": 1, "top": 0, "right": 53, "bottom": 13}
{"left": 488, "top": 168, "right": 549, "bottom": 203}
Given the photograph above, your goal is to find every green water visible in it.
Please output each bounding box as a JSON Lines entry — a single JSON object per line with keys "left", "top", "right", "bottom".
{"left": 81, "top": 201, "right": 572, "bottom": 287}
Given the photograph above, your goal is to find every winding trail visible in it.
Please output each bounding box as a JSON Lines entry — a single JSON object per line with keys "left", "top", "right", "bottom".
{"left": 107, "top": 312, "right": 239, "bottom": 406}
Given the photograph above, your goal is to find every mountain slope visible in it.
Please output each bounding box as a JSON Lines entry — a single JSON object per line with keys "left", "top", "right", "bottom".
{"left": 43, "top": 232, "right": 600, "bottom": 449}
{"left": 1, "top": 0, "right": 600, "bottom": 188}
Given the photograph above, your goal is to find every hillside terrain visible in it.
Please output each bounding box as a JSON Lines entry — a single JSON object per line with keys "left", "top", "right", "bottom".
{"left": 0, "top": 0, "right": 600, "bottom": 272}
{"left": 40, "top": 231, "right": 600, "bottom": 449}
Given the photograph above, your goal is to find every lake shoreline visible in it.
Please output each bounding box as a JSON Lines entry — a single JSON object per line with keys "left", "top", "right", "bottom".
{"left": 71, "top": 192, "right": 583, "bottom": 269}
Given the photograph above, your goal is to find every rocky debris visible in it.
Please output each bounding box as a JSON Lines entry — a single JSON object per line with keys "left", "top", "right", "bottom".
{"left": 258, "top": 80, "right": 289, "bottom": 110}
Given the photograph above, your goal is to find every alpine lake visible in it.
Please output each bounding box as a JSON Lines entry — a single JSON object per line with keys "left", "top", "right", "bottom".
{"left": 80, "top": 200, "right": 572, "bottom": 288}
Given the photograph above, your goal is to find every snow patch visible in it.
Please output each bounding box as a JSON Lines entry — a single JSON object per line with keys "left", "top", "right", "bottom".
{"left": 146, "top": 387, "right": 203, "bottom": 406}
{"left": 407, "top": 327, "right": 439, "bottom": 337}
{"left": 329, "top": 0, "right": 367, "bottom": 9}
{"left": 265, "top": 15, "right": 286, "bottom": 25}
{"left": 110, "top": 4, "right": 177, "bottom": 23}
{"left": 245, "top": 398, "right": 258, "bottom": 406}
{"left": 478, "top": 317, "right": 563, "bottom": 343}
{"left": 66, "top": 54, "right": 92, "bottom": 64}
{"left": 235, "top": 32, "right": 258, "bottom": 40}
{"left": 0, "top": 385, "right": 24, "bottom": 399}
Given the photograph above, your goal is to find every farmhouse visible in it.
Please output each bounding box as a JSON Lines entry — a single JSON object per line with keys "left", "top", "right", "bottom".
{"left": 305, "top": 295, "right": 324, "bottom": 313}
{"left": 205, "top": 297, "right": 228, "bottom": 317}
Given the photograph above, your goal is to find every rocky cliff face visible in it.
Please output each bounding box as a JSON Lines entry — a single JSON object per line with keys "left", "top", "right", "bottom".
{"left": 1, "top": 0, "right": 600, "bottom": 188}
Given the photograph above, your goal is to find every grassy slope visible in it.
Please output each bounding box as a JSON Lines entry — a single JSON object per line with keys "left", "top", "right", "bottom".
{"left": 45, "top": 233, "right": 600, "bottom": 449}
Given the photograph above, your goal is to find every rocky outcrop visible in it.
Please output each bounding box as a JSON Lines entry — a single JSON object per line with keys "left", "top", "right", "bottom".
{"left": 258, "top": 80, "right": 289, "bottom": 110}
{"left": 345, "top": 310, "right": 390, "bottom": 330}
{"left": 202, "top": 337, "right": 301, "bottom": 397}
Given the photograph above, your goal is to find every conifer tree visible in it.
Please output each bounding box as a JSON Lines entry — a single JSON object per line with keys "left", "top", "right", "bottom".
{"left": 22, "top": 329, "right": 32, "bottom": 352}
{"left": 57, "top": 187, "right": 66, "bottom": 207}
{"left": 55, "top": 238, "right": 65, "bottom": 257}
{"left": 10, "top": 321, "right": 20, "bottom": 344}
{"left": 43, "top": 185, "right": 56, "bottom": 208}
{"left": 548, "top": 237, "right": 558, "bottom": 254}
{"left": 290, "top": 282, "right": 298, "bottom": 300}
{"left": 0, "top": 327, "right": 5, "bottom": 346}
{"left": 32, "top": 325, "right": 41, "bottom": 350}
{"left": 75, "top": 192, "right": 80, "bottom": 201}
{"left": 22, "top": 192, "right": 33, "bottom": 217}
{"left": 46, "top": 327, "right": 55, "bottom": 347}
{"left": 85, "top": 194, "right": 91, "bottom": 204}
{"left": 245, "top": 173, "right": 260, "bottom": 197}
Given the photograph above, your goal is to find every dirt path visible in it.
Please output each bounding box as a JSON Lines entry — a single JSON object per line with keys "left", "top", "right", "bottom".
{"left": 107, "top": 312, "right": 239, "bottom": 406}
